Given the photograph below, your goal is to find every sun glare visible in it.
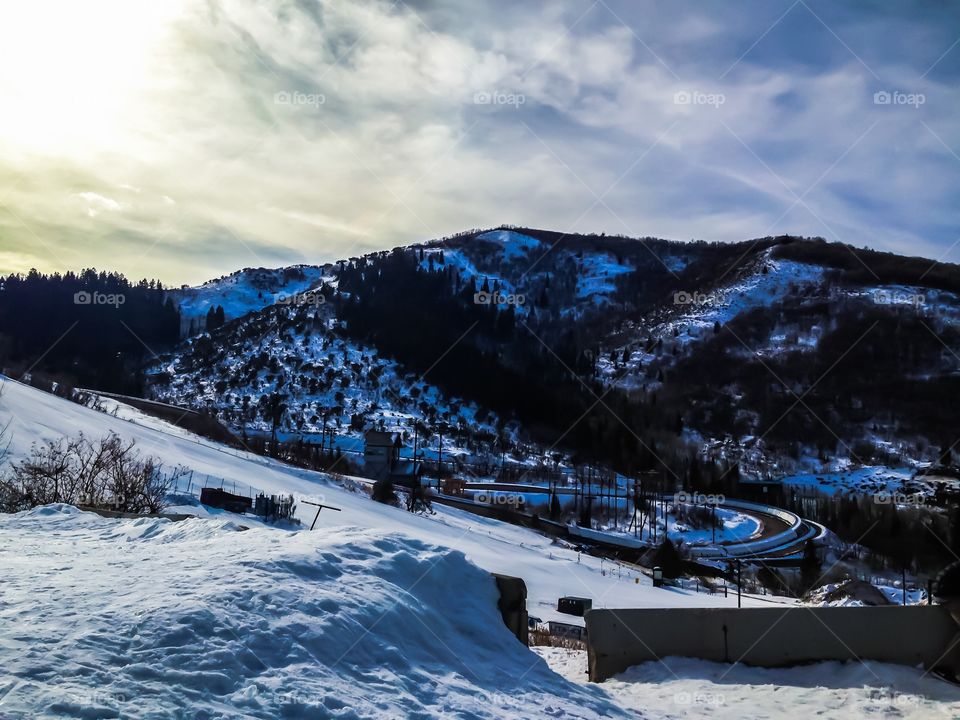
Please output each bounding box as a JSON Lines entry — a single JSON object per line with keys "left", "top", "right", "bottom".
{"left": 0, "top": 1, "right": 184, "bottom": 159}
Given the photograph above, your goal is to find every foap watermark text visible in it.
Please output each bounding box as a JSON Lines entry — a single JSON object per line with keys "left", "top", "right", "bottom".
{"left": 74, "top": 291, "right": 125, "bottom": 308}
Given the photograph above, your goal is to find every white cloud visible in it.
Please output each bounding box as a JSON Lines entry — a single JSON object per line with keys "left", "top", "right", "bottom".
{"left": 0, "top": 0, "right": 957, "bottom": 283}
{"left": 74, "top": 192, "right": 124, "bottom": 218}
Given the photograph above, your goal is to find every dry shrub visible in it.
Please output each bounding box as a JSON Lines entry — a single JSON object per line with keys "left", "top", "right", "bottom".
{"left": 529, "top": 628, "right": 586, "bottom": 650}
{"left": 0, "top": 431, "right": 186, "bottom": 514}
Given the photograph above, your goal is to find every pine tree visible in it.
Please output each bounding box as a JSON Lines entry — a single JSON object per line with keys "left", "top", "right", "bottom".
{"left": 800, "top": 540, "right": 820, "bottom": 593}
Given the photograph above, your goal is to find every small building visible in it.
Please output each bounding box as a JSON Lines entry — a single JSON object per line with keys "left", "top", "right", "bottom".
{"left": 364, "top": 429, "right": 422, "bottom": 488}
{"left": 547, "top": 621, "right": 587, "bottom": 643}
{"left": 442, "top": 478, "right": 466, "bottom": 496}
{"left": 557, "top": 596, "right": 593, "bottom": 617}
{"left": 364, "top": 430, "right": 402, "bottom": 475}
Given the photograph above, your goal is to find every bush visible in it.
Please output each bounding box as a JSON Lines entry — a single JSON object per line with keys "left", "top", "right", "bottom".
{"left": 371, "top": 477, "right": 398, "bottom": 506}
{"left": 0, "top": 432, "right": 185, "bottom": 514}
{"left": 650, "top": 538, "right": 685, "bottom": 578}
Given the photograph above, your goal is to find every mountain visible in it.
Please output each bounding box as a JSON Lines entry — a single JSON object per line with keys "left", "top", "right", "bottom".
{"left": 146, "top": 227, "right": 960, "bottom": 484}
{"left": 166, "top": 264, "right": 333, "bottom": 336}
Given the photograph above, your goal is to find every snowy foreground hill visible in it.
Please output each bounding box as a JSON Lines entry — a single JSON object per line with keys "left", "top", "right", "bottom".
{"left": 2, "top": 378, "right": 960, "bottom": 718}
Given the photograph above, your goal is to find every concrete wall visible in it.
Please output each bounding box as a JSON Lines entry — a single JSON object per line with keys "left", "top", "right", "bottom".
{"left": 586, "top": 606, "right": 960, "bottom": 682}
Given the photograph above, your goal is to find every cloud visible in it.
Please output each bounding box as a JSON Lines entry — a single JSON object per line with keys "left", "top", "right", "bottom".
{"left": 0, "top": 0, "right": 957, "bottom": 284}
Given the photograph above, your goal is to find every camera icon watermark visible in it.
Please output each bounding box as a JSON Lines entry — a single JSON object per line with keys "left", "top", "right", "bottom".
{"left": 274, "top": 90, "right": 325, "bottom": 109}
{"left": 873, "top": 90, "right": 925, "bottom": 108}
{"left": 673, "top": 290, "right": 728, "bottom": 307}
{"left": 873, "top": 491, "right": 925, "bottom": 507}
{"left": 674, "top": 90, "right": 725, "bottom": 107}
{"left": 473, "top": 90, "right": 525, "bottom": 108}
{"left": 474, "top": 291, "right": 525, "bottom": 306}
{"left": 277, "top": 292, "right": 325, "bottom": 307}
{"left": 872, "top": 289, "right": 925, "bottom": 308}
{"left": 675, "top": 491, "right": 725, "bottom": 506}
{"left": 674, "top": 691, "right": 725, "bottom": 706}
{"left": 65, "top": 689, "right": 127, "bottom": 708}
{"left": 475, "top": 492, "right": 525, "bottom": 507}
{"left": 74, "top": 290, "right": 125, "bottom": 308}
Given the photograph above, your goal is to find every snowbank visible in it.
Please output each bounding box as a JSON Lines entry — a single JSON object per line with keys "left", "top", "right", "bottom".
{"left": 535, "top": 647, "right": 960, "bottom": 719}
{"left": 0, "top": 505, "right": 628, "bottom": 718}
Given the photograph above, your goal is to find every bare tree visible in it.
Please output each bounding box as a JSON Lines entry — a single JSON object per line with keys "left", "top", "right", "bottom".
{"left": 0, "top": 432, "right": 185, "bottom": 514}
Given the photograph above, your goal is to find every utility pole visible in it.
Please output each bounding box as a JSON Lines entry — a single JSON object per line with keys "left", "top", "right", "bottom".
{"left": 737, "top": 560, "right": 742, "bottom": 608}
{"left": 437, "top": 424, "right": 444, "bottom": 482}
{"left": 613, "top": 476, "right": 618, "bottom": 531}
{"left": 650, "top": 495, "right": 657, "bottom": 545}
{"left": 412, "top": 421, "right": 418, "bottom": 466}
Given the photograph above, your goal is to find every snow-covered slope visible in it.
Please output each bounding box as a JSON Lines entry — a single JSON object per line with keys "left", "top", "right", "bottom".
{"left": 166, "top": 264, "right": 330, "bottom": 335}
{"left": 0, "top": 377, "right": 798, "bottom": 717}
{"left": 151, "top": 297, "right": 508, "bottom": 456}
{"left": 0, "top": 377, "right": 779, "bottom": 617}
{"left": 599, "top": 249, "right": 826, "bottom": 388}
{"left": 2, "top": 379, "right": 956, "bottom": 717}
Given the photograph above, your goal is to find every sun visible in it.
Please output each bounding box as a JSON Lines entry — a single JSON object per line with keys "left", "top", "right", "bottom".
{"left": 0, "top": 0, "right": 186, "bottom": 160}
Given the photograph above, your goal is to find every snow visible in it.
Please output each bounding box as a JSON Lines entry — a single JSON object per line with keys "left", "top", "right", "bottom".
{"left": 439, "top": 248, "right": 528, "bottom": 306}
{"left": 5, "top": 379, "right": 958, "bottom": 718}
{"left": 595, "top": 504, "right": 762, "bottom": 547}
{"left": 153, "top": 304, "right": 506, "bottom": 449}
{"left": 0, "top": 377, "right": 781, "bottom": 628}
{"left": 0, "top": 379, "right": 794, "bottom": 717}
{"left": 602, "top": 251, "right": 825, "bottom": 389}
{"left": 166, "top": 265, "right": 329, "bottom": 332}
{"left": 534, "top": 647, "right": 960, "bottom": 719}
{"left": 780, "top": 466, "right": 923, "bottom": 497}
{"left": 475, "top": 229, "right": 541, "bottom": 261}
{"left": 0, "top": 505, "right": 626, "bottom": 718}
{"left": 807, "top": 579, "right": 928, "bottom": 607}
{"left": 574, "top": 253, "right": 633, "bottom": 303}
{"left": 669, "top": 254, "right": 824, "bottom": 342}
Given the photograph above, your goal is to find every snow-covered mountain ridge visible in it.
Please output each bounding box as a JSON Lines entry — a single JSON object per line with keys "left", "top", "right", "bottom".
{"left": 152, "top": 228, "right": 960, "bottom": 481}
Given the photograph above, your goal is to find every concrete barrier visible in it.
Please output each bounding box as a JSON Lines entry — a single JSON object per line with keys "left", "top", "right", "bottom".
{"left": 493, "top": 574, "right": 528, "bottom": 646}
{"left": 585, "top": 606, "right": 960, "bottom": 682}
{"left": 690, "top": 499, "right": 804, "bottom": 559}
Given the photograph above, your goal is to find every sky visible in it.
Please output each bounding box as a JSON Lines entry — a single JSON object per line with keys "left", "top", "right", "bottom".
{"left": 0, "top": 0, "right": 957, "bottom": 285}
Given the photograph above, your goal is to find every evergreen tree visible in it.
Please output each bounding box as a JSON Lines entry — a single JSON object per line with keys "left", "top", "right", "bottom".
{"left": 800, "top": 540, "right": 821, "bottom": 593}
